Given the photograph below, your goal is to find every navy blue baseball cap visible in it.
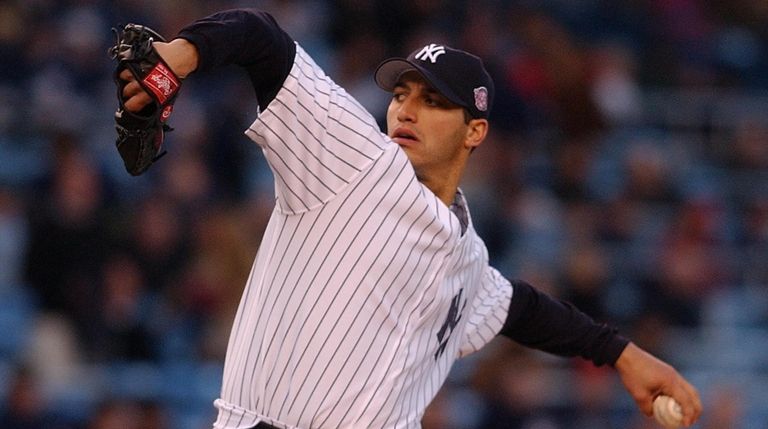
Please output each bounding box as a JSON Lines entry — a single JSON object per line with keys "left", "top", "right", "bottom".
{"left": 374, "top": 43, "right": 494, "bottom": 119}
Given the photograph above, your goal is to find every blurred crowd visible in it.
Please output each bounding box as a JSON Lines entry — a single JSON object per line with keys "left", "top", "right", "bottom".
{"left": 1, "top": 0, "right": 768, "bottom": 428}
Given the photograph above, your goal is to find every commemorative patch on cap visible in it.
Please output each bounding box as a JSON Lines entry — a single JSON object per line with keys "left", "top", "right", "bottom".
{"left": 474, "top": 86, "right": 489, "bottom": 112}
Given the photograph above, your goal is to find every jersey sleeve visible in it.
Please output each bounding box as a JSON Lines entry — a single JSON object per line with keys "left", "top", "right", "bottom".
{"left": 458, "top": 266, "right": 513, "bottom": 358}
{"left": 246, "top": 45, "right": 390, "bottom": 214}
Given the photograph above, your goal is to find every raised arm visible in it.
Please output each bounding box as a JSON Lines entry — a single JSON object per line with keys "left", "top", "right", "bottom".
{"left": 121, "top": 8, "right": 295, "bottom": 113}
{"left": 177, "top": 8, "right": 296, "bottom": 109}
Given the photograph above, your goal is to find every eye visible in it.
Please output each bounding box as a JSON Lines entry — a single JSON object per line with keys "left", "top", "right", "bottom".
{"left": 392, "top": 91, "right": 406, "bottom": 102}
{"left": 424, "top": 96, "right": 438, "bottom": 107}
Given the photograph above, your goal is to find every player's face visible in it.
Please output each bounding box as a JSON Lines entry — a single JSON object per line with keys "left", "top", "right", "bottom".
{"left": 386, "top": 72, "right": 481, "bottom": 184}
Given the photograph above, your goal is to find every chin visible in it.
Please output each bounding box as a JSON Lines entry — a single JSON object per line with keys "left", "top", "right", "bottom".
{"left": 404, "top": 154, "right": 425, "bottom": 178}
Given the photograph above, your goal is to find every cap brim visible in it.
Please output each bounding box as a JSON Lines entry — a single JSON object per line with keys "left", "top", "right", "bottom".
{"left": 374, "top": 58, "right": 415, "bottom": 91}
{"left": 374, "top": 58, "right": 465, "bottom": 108}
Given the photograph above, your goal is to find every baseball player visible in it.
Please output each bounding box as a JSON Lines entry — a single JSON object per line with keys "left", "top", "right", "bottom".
{"left": 118, "top": 8, "right": 703, "bottom": 429}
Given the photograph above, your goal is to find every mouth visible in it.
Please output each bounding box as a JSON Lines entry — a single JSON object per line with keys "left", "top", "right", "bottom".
{"left": 391, "top": 127, "right": 419, "bottom": 146}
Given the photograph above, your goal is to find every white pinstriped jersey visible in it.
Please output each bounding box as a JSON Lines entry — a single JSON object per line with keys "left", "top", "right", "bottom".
{"left": 213, "top": 45, "right": 513, "bottom": 429}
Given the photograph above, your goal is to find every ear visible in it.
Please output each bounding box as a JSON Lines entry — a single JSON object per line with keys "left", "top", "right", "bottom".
{"left": 465, "top": 119, "right": 489, "bottom": 150}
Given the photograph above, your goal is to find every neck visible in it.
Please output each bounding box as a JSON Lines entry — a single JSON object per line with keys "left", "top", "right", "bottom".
{"left": 419, "top": 165, "right": 464, "bottom": 206}
{"left": 414, "top": 144, "right": 472, "bottom": 206}
{"left": 432, "top": 183, "right": 459, "bottom": 206}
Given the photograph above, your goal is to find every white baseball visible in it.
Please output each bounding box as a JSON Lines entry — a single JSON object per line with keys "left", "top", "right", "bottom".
{"left": 653, "top": 395, "right": 684, "bottom": 428}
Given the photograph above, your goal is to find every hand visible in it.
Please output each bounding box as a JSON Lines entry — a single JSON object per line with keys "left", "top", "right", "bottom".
{"left": 120, "top": 38, "right": 199, "bottom": 112}
{"left": 615, "top": 342, "right": 703, "bottom": 427}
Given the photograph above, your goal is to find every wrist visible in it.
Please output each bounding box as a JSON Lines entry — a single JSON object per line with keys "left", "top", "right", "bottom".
{"left": 614, "top": 341, "right": 639, "bottom": 373}
{"left": 156, "top": 38, "right": 199, "bottom": 79}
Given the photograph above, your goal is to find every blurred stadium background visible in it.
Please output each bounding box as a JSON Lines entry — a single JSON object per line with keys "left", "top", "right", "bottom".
{"left": 1, "top": 0, "right": 767, "bottom": 428}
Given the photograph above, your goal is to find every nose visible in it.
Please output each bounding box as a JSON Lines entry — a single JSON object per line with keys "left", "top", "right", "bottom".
{"left": 396, "top": 95, "right": 417, "bottom": 123}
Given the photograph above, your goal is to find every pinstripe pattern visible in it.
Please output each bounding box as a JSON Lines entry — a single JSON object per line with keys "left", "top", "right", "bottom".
{"left": 213, "top": 45, "right": 512, "bottom": 429}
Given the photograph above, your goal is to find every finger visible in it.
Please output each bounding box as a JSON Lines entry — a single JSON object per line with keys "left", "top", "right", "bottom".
{"left": 639, "top": 396, "right": 654, "bottom": 417}
{"left": 119, "top": 68, "right": 134, "bottom": 82}
{"left": 123, "top": 92, "right": 153, "bottom": 112}
{"left": 672, "top": 379, "right": 701, "bottom": 426}
{"left": 665, "top": 384, "right": 700, "bottom": 427}
{"left": 632, "top": 390, "right": 655, "bottom": 417}
{"left": 122, "top": 80, "right": 144, "bottom": 99}
{"left": 680, "top": 383, "right": 703, "bottom": 426}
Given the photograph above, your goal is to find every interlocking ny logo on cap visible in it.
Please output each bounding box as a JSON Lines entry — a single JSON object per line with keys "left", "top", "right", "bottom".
{"left": 414, "top": 44, "right": 446, "bottom": 63}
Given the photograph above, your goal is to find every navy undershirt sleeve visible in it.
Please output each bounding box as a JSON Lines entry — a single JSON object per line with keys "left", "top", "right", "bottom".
{"left": 500, "top": 280, "right": 630, "bottom": 366}
{"left": 176, "top": 8, "right": 296, "bottom": 110}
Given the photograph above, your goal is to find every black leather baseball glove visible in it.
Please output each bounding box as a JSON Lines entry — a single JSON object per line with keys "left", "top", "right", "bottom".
{"left": 109, "top": 24, "right": 181, "bottom": 176}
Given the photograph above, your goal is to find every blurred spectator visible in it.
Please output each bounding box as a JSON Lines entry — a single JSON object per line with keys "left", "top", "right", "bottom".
{"left": 739, "top": 196, "right": 768, "bottom": 286}
{"left": 333, "top": 32, "right": 389, "bottom": 123}
{"left": 723, "top": 119, "right": 768, "bottom": 170}
{"left": 169, "top": 205, "right": 256, "bottom": 361}
{"left": 88, "top": 398, "right": 169, "bottom": 429}
{"left": 589, "top": 42, "right": 643, "bottom": 125}
{"left": 643, "top": 0, "right": 716, "bottom": 87}
{"left": 89, "top": 399, "right": 137, "bottom": 429}
{"left": 0, "top": 187, "right": 27, "bottom": 290}
{"left": 23, "top": 133, "right": 110, "bottom": 342}
{"left": 0, "top": 366, "right": 63, "bottom": 429}
{"left": 567, "top": 362, "right": 617, "bottom": 429}
{"left": 126, "top": 193, "right": 189, "bottom": 292}
{"left": 621, "top": 141, "right": 681, "bottom": 205}
{"left": 90, "top": 252, "right": 157, "bottom": 362}
{"left": 503, "top": 9, "right": 605, "bottom": 140}
{"left": 140, "top": 400, "right": 170, "bottom": 429}
{"left": 23, "top": 313, "right": 84, "bottom": 405}
{"left": 700, "top": 384, "right": 746, "bottom": 429}
{"left": 560, "top": 240, "right": 612, "bottom": 323}
{"left": 160, "top": 148, "right": 214, "bottom": 209}
{"left": 550, "top": 141, "right": 599, "bottom": 202}
{"left": 469, "top": 341, "right": 564, "bottom": 429}
{"left": 642, "top": 198, "right": 731, "bottom": 326}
